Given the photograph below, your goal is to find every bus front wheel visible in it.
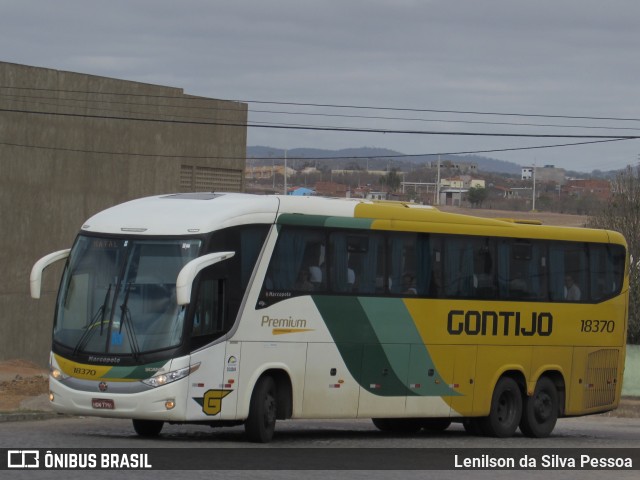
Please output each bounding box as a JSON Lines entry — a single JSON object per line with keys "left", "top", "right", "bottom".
{"left": 519, "top": 376, "right": 558, "bottom": 438}
{"left": 245, "top": 376, "right": 277, "bottom": 443}
{"left": 132, "top": 419, "right": 164, "bottom": 437}
{"left": 481, "top": 376, "right": 522, "bottom": 438}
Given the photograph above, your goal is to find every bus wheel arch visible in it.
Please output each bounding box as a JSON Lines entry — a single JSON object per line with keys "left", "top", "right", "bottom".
{"left": 520, "top": 372, "right": 563, "bottom": 438}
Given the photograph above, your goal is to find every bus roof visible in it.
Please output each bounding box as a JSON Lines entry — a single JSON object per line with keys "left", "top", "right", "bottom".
{"left": 78, "top": 192, "right": 625, "bottom": 245}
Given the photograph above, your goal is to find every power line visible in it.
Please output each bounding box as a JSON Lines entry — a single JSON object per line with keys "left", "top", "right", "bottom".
{"left": 1, "top": 106, "right": 638, "bottom": 139}
{"left": 237, "top": 99, "right": 640, "bottom": 123}
{"left": 0, "top": 138, "right": 631, "bottom": 161}
{"left": 3, "top": 90, "right": 640, "bottom": 133}
{"left": 0, "top": 93, "right": 246, "bottom": 125}
{"left": 2, "top": 85, "right": 640, "bottom": 122}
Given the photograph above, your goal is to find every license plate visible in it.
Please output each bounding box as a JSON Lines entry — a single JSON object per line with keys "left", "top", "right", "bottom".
{"left": 92, "top": 398, "right": 115, "bottom": 409}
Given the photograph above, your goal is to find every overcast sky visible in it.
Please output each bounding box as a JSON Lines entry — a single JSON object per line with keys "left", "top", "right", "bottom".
{"left": 2, "top": 0, "right": 640, "bottom": 172}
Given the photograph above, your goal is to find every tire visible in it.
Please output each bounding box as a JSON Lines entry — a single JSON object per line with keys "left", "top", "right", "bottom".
{"left": 132, "top": 419, "right": 164, "bottom": 437}
{"left": 245, "top": 376, "right": 277, "bottom": 443}
{"left": 520, "top": 376, "right": 559, "bottom": 438}
{"left": 420, "top": 418, "right": 452, "bottom": 432}
{"left": 462, "top": 418, "right": 484, "bottom": 436}
{"left": 480, "top": 376, "right": 522, "bottom": 438}
{"left": 372, "top": 418, "right": 422, "bottom": 433}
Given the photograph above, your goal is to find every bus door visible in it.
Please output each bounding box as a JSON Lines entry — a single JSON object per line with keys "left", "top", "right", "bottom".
{"left": 185, "top": 265, "right": 235, "bottom": 421}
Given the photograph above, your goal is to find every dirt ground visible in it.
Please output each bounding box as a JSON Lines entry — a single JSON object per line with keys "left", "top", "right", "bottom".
{"left": 0, "top": 359, "right": 49, "bottom": 411}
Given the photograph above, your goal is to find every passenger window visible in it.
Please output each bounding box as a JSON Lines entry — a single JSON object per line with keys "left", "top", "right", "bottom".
{"left": 472, "top": 238, "right": 496, "bottom": 299}
{"left": 442, "top": 237, "right": 473, "bottom": 298}
{"left": 498, "top": 240, "right": 547, "bottom": 301}
{"left": 329, "top": 233, "right": 384, "bottom": 294}
{"left": 388, "top": 233, "right": 435, "bottom": 296}
{"left": 589, "top": 244, "right": 625, "bottom": 302}
{"left": 443, "top": 236, "right": 494, "bottom": 299}
{"left": 548, "top": 242, "right": 588, "bottom": 302}
{"left": 264, "top": 228, "right": 326, "bottom": 292}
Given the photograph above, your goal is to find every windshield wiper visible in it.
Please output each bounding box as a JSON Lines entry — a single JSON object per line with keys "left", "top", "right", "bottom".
{"left": 73, "top": 284, "right": 112, "bottom": 355}
{"left": 119, "top": 282, "right": 141, "bottom": 360}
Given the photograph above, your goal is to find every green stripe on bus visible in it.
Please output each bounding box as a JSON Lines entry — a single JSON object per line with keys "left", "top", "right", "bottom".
{"left": 313, "top": 296, "right": 457, "bottom": 397}
{"left": 312, "top": 296, "right": 413, "bottom": 396}
{"left": 277, "top": 213, "right": 373, "bottom": 230}
{"left": 358, "top": 297, "right": 458, "bottom": 397}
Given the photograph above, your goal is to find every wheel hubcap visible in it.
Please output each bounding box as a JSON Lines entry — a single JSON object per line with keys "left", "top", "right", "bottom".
{"left": 496, "top": 392, "right": 515, "bottom": 424}
{"left": 534, "top": 392, "right": 552, "bottom": 421}
{"left": 264, "top": 394, "right": 276, "bottom": 426}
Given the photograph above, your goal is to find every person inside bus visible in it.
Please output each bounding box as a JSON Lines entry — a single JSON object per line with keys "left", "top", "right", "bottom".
{"left": 564, "top": 275, "right": 581, "bottom": 301}
{"left": 402, "top": 272, "right": 417, "bottom": 295}
{"left": 296, "top": 243, "right": 325, "bottom": 291}
{"left": 509, "top": 272, "right": 528, "bottom": 299}
{"left": 295, "top": 267, "right": 314, "bottom": 291}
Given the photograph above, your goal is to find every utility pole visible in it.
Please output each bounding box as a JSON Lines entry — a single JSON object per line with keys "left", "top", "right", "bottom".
{"left": 435, "top": 155, "right": 441, "bottom": 205}
{"left": 283, "top": 149, "right": 288, "bottom": 195}
{"left": 531, "top": 163, "right": 537, "bottom": 212}
{"left": 271, "top": 154, "right": 275, "bottom": 190}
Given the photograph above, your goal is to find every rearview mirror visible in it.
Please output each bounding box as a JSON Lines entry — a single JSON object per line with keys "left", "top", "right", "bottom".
{"left": 176, "top": 251, "right": 235, "bottom": 305}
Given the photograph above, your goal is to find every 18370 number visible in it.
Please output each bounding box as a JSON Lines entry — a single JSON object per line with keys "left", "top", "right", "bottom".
{"left": 580, "top": 320, "right": 615, "bottom": 333}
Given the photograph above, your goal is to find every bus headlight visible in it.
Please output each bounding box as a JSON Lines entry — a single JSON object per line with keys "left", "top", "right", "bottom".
{"left": 141, "top": 363, "right": 200, "bottom": 388}
{"left": 50, "top": 366, "right": 68, "bottom": 381}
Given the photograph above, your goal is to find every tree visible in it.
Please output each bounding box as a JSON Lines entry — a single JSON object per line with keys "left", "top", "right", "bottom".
{"left": 466, "top": 186, "right": 488, "bottom": 208}
{"left": 587, "top": 165, "right": 640, "bottom": 344}
{"left": 379, "top": 169, "right": 401, "bottom": 192}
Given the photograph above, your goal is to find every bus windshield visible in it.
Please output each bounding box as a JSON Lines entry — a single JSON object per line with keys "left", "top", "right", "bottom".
{"left": 54, "top": 235, "right": 201, "bottom": 356}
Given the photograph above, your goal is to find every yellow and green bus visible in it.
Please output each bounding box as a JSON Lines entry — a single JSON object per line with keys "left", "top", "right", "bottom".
{"left": 31, "top": 193, "right": 628, "bottom": 442}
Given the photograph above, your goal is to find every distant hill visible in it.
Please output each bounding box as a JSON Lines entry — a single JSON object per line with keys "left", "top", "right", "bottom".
{"left": 246, "top": 146, "right": 629, "bottom": 178}
{"left": 247, "top": 146, "right": 524, "bottom": 175}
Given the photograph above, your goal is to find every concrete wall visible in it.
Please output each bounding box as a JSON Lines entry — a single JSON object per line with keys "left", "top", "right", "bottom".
{"left": 0, "top": 62, "right": 247, "bottom": 366}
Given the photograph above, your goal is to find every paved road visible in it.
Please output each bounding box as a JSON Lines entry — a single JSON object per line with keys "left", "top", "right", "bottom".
{"left": 1, "top": 415, "right": 639, "bottom": 479}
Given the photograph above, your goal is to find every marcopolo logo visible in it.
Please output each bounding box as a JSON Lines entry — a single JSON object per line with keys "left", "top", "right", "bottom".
{"left": 7, "top": 450, "right": 40, "bottom": 469}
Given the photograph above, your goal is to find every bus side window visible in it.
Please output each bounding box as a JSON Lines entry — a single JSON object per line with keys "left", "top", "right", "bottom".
{"left": 548, "top": 242, "right": 588, "bottom": 302}
{"left": 443, "top": 237, "right": 477, "bottom": 298}
{"left": 265, "top": 227, "right": 326, "bottom": 293}
{"left": 473, "top": 238, "right": 496, "bottom": 299}
{"left": 192, "top": 277, "right": 226, "bottom": 338}
{"left": 329, "top": 233, "right": 357, "bottom": 293}
{"left": 497, "top": 240, "right": 547, "bottom": 301}
{"left": 589, "top": 244, "right": 625, "bottom": 302}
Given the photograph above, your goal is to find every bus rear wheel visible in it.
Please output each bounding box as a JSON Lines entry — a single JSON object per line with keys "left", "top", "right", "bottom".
{"left": 481, "top": 376, "right": 522, "bottom": 438}
{"left": 245, "top": 376, "right": 277, "bottom": 443}
{"left": 520, "top": 376, "right": 558, "bottom": 438}
{"left": 132, "top": 419, "right": 164, "bottom": 437}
